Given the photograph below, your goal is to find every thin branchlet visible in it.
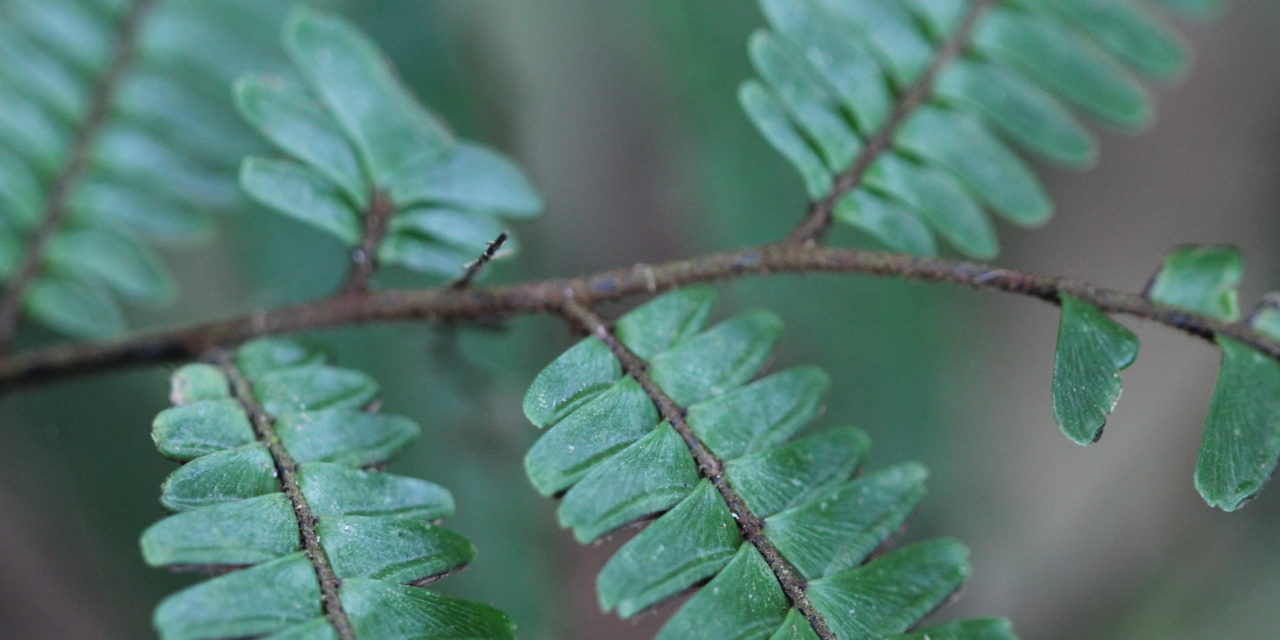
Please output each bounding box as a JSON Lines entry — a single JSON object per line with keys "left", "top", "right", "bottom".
{"left": 1, "top": 243, "right": 1276, "bottom": 391}
{"left": 339, "top": 191, "right": 397, "bottom": 295}
{"left": 212, "top": 351, "right": 355, "bottom": 640}
{"left": 448, "top": 232, "right": 509, "bottom": 290}
{"left": 558, "top": 300, "right": 836, "bottom": 639}
{"left": 0, "top": 0, "right": 158, "bottom": 349}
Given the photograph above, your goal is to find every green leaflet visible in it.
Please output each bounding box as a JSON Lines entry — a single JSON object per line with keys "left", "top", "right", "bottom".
{"left": 0, "top": 0, "right": 302, "bottom": 339}
{"left": 523, "top": 288, "right": 1014, "bottom": 637}
{"left": 1147, "top": 245, "right": 1242, "bottom": 321}
{"left": 143, "top": 339, "right": 513, "bottom": 639}
{"left": 1052, "top": 295, "right": 1140, "bottom": 445}
{"left": 1142, "top": 245, "right": 1280, "bottom": 510}
{"left": 236, "top": 8, "right": 543, "bottom": 281}
{"left": 742, "top": 0, "right": 1199, "bottom": 259}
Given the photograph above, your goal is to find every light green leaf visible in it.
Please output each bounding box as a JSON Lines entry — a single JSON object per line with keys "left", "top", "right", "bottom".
{"left": 833, "top": 189, "right": 938, "bottom": 256}
{"left": 1195, "top": 337, "right": 1280, "bottom": 511}
{"left": 597, "top": 480, "right": 740, "bottom": 617}
{"left": 25, "top": 274, "right": 124, "bottom": 338}
{"left": 159, "top": 444, "right": 277, "bottom": 511}
{"left": 376, "top": 234, "right": 476, "bottom": 278}
{"left": 767, "top": 610, "right": 821, "bottom": 640}
{"left": 234, "top": 74, "right": 367, "bottom": 207}
{"left": 240, "top": 157, "right": 362, "bottom": 246}
{"left": 46, "top": 227, "right": 175, "bottom": 304}
{"left": 749, "top": 30, "right": 861, "bottom": 171}
{"left": 759, "top": 0, "right": 892, "bottom": 132}
{"left": 236, "top": 338, "right": 325, "bottom": 379}
{"left": 70, "top": 180, "right": 211, "bottom": 245}
{"left": 726, "top": 427, "right": 868, "bottom": 517}
{"left": 523, "top": 337, "right": 621, "bottom": 428}
{"left": 687, "top": 366, "right": 830, "bottom": 460}
{"left": 1146, "top": 245, "right": 1242, "bottom": 320}
{"left": 767, "top": 464, "right": 928, "bottom": 578}
{"left": 615, "top": 286, "right": 717, "bottom": 360}
{"left": 152, "top": 399, "right": 256, "bottom": 461}
{"left": 866, "top": 154, "right": 997, "bottom": 259}
{"left": 559, "top": 424, "right": 699, "bottom": 543}
{"left": 154, "top": 553, "right": 320, "bottom": 640}
{"left": 934, "top": 59, "right": 1096, "bottom": 167}
{"left": 814, "top": 0, "right": 933, "bottom": 86}
{"left": 275, "top": 410, "right": 419, "bottom": 466}
{"left": 299, "top": 462, "right": 454, "bottom": 520}
{"left": 168, "top": 364, "right": 230, "bottom": 405}
{"left": 655, "top": 545, "right": 789, "bottom": 640}
{"left": 388, "top": 207, "right": 510, "bottom": 255}
{"left": 897, "top": 106, "right": 1051, "bottom": 226}
{"left": 1052, "top": 295, "right": 1139, "bottom": 445}
{"left": 333, "top": 580, "right": 516, "bottom": 639}
{"left": 808, "top": 539, "right": 970, "bottom": 638}
{"left": 739, "top": 80, "right": 832, "bottom": 199}
{"left": 1023, "top": 0, "right": 1187, "bottom": 81}
{"left": 319, "top": 516, "right": 474, "bottom": 583}
{"left": 972, "top": 8, "right": 1151, "bottom": 128}
{"left": 387, "top": 143, "right": 543, "bottom": 218}
{"left": 141, "top": 493, "right": 298, "bottom": 567}
{"left": 524, "top": 378, "right": 658, "bottom": 496}
{"left": 283, "top": 7, "right": 451, "bottom": 186}
{"left": 252, "top": 365, "right": 379, "bottom": 416}
{"left": 648, "top": 309, "right": 783, "bottom": 406}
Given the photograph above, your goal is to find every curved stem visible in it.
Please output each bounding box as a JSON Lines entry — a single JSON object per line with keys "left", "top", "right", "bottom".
{"left": 0, "top": 0, "right": 157, "bottom": 348}
{"left": 1, "top": 242, "right": 1273, "bottom": 392}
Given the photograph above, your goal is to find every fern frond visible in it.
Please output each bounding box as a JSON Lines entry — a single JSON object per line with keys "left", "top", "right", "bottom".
{"left": 0, "top": 0, "right": 300, "bottom": 340}
{"left": 524, "top": 289, "right": 1012, "bottom": 639}
{"left": 235, "top": 8, "right": 543, "bottom": 285}
{"left": 741, "top": 0, "right": 1205, "bottom": 256}
{"left": 1050, "top": 245, "right": 1280, "bottom": 511}
{"left": 141, "top": 338, "right": 513, "bottom": 640}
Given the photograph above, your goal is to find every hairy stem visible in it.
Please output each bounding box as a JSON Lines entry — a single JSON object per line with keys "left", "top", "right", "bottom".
{"left": 786, "top": 0, "right": 997, "bottom": 245}
{"left": 339, "top": 191, "right": 396, "bottom": 295}
{"left": 1, "top": 242, "right": 1271, "bottom": 393}
{"left": 0, "top": 0, "right": 157, "bottom": 349}
{"left": 559, "top": 300, "right": 835, "bottom": 639}
{"left": 213, "top": 351, "right": 355, "bottom": 640}
{"left": 448, "top": 232, "right": 509, "bottom": 290}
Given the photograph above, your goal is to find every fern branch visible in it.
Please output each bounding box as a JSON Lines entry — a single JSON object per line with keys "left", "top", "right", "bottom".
{"left": 338, "top": 191, "right": 396, "bottom": 295}
{"left": 3, "top": 242, "right": 1278, "bottom": 392}
{"left": 559, "top": 299, "right": 836, "bottom": 639}
{"left": 0, "top": 0, "right": 157, "bottom": 348}
{"left": 212, "top": 350, "right": 355, "bottom": 640}
{"left": 785, "top": 0, "right": 997, "bottom": 246}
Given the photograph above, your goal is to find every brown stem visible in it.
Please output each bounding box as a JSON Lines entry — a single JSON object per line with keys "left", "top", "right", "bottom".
{"left": 1, "top": 242, "right": 1272, "bottom": 392}
{"left": 448, "top": 232, "right": 509, "bottom": 290}
{"left": 559, "top": 300, "right": 836, "bottom": 638}
{"left": 786, "top": 0, "right": 997, "bottom": 246}
{"left": 0, "top": 0, "right": 157, "bottom": 349}
{"left": 339, "top": 191, "right": 396, "bottom": 295}
{"left": 213, "top": 351, "right": 355, "bottom": 640}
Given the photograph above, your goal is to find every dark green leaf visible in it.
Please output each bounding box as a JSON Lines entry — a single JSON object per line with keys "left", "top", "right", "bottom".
{"left": 240, "top": 157, "right": 362, "bottom": 246}
{"left": 655, "top": 545, "right": 789, "bottom": 640}
{"left": 1052, "top": 295, "right": 1139, "bottom": 445}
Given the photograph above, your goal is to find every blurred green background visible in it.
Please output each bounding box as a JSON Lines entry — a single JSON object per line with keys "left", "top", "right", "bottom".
{"left": 3, "top": 2, "right": 1280, "bottom": 638}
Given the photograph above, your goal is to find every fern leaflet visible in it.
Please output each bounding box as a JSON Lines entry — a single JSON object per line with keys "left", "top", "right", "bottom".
{"left": 142, "top": 338, "right": 513, "bottom": 639}
{"left": 525, "top": 288, "right": 1013, "bottom": 639}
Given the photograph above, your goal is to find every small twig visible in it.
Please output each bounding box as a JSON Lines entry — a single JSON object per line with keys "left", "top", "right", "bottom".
{"left": 339, "top": 191, "right": 397, "bottom": 295}
{"left": 0, "top": 0, "right": 157, "bottom": 349}
{"left": 1, "top": 242, "right": 1277, "bottom": 392}
{"left": 786, "top": 0, "right": 998, "bottom": 246}
{"left": 448, "top": 232, "right": 509, "bottom": 290}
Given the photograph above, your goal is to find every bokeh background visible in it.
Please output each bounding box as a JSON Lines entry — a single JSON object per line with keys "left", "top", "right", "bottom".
{"left": 3, "top": 1, "right": 1280, "bottom": 638}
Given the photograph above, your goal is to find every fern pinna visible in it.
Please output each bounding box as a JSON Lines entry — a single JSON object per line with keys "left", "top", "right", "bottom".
{"left": 141, "top": 339, "right": 513, "bottom": 640}
{"left": 525, "top": 288, "right": 1012, "bottom": 639}
{"left": 0, "top": 0, "right": 302, "bottom": 341}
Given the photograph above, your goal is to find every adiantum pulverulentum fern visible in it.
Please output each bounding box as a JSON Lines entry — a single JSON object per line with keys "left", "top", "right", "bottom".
{"left": 741, "top": 0, "right": 1214, "bottom": 259}
{"left": 235, "top": 8, "right": 543, "bottom": 282}
{"left": 1051, "top": 245, "right": 1280, "bottom": 512}
{"left": 523, "top": 287, "right": 1014, "bottom": 639}
{"left": 141, "top": 338, "right": 514, "bottom": 640}
{"left": 0, "top": 0, "right": 301, "bottom": 338}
